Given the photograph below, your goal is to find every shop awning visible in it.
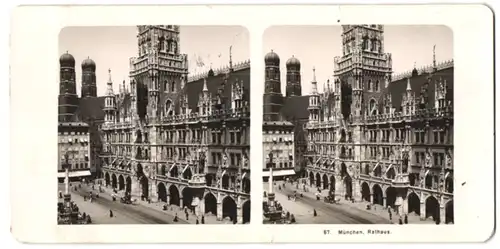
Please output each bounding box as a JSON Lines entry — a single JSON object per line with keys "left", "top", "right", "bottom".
{"left": 263, "top": 169, "right": 296, "bottom": 177}
{"left": 57, "top": 170, "right": 92, "bottom": 178}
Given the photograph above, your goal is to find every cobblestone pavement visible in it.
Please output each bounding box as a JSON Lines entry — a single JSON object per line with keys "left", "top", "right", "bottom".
{"left": 265, "top": 181, "right": 391, "bottom": 224}
{"left": 268, "top": 180, "right": 435, "bottom": 224}
{"left": 59, "top": 183, "right": 188, "bottom": 224}
{"left": 90, "top": 183, "right": 231, "bottom": 224}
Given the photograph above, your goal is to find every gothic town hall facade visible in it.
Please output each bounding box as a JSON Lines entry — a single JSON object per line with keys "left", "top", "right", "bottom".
{"left": 58, "top": 25, "right": 251, "bottom": 224}
{"left": 265, "top": 25, "right": 454, "bottom": 224}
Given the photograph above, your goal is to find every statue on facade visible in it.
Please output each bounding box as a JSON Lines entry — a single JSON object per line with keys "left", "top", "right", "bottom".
{"left": 222, "top": 148, "right": 228, "bottom": 167}
{"left": 445, "top": 149, "right": 452, "bottom": 169}
{"left": 425, "top": 148, "right": 432, "bottom": 168}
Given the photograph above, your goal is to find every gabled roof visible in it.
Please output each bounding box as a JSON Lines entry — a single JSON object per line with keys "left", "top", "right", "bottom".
{"left": 386, "top": 66, "right": 453, "bottom": 109}
{"left": 281, "top": 95, "right": 309, "bottom": 121}
{"left": 78, "top": 96, "right": 106, "bottom": 122}
{"left": 185, "top": 67, "right": 250, "bottom": 111}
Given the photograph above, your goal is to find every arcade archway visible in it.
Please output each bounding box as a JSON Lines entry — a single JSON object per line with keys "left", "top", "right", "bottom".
{"left": 372, "top": 184, "right": 383, "bottom": 205}
{"left": 204, "top": 192, "right": 217, "bottom": 215}
{"left": 169, "top": 185, "right": 180, "bottom": 206}
{"left": 125, "top": 176, "right": 132, "bottom": 193}
{"left": 322, "top": 174, "right": 329, "bottom": 190}
{"left": 315, "top": 173, "right": 321, "bottom": 188}
{"left": 364, "top": 164, "right": 370, "bottom": 175}
{"left": 445, "top": 200, "right": 454, "bottom": 224}
{"left": 309, "top": 172, "right": 314, "bottom": 186}
{"left": 425, "top": 195, "right": 440, "bottom": 222}
{"left": 386, "top": 167, "right": 396, "bottom": 179}
{"left": 170, "top": 165, "right": 178, "bottom": 178}
{"left": 182, "top": 166, "right": 193, "bottom": 180}
{"left": 408, "top": 192, "right": 420, "bottom": 215}
{"left": 242, "top": 174, "right": 250, "bottom": 194}
{"left": 329, "top": 175, "right": 336, "bottom": 192}
{"left": 222, "top": 174, "right": 230, "bottom": 189}
{"left": 160, "top": 165, "right": 166, "bottom": 176}
{"left": 374, "top": 164, "right": 382, "bottom": 177}
{"left": 182, "top": 187, "right": 193, "bottom": 208}
{"left": 118, "top": 175, "right": 125, "bottom": 190}
{"left": 222, "top": 196, "right": 237, "bottom": 221}
{"left": 205, "top": 173, "right": 214, "bottom": 187}
{"left": 105, "top": 173, "right": 110, "bottom": 186}
{"left": 242, "top": 200, "right": 251, "bottom": 224}
{"left": 385, "top": 187, "right": 396, "bottom": 208}
{"left": 425, "top": 174, "right": 433, "bottom": 189}
{"left": 140, "top": 176, "right": 149, "bottom": 198}
{"left": 340, "top": 164, "right": 352, "bottom": 199}
{"left": 445, "top": 176, "right": 454, "bottom": 193}
{"left": 111, "top": 174, "right": 117, "bottom": 189}
{"left": 157, "top": 182, "right": 167, "bottom": 202}
{"left": 361, "top": 182, "right": 370, "bottom": 202}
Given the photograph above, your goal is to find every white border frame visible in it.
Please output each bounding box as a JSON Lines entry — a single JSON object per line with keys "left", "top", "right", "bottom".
{"left": 10, "top": 4, "right": 494, "bottom": 243}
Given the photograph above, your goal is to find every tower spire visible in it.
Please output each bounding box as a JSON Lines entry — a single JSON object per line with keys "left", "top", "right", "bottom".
{"left": 406, "top": 77, "right": 412, "bottom": 91}
{"left": 311, "top": 67, "right": 318, "bottom": 94}
{"left": 229, "top": 45, "right": 233, "bottom": 71}
{"left": 106, "top": 68, "right": 114, "bottom": 96}
{"left": 203, "top": 77, "right": 209, "bottom": 92}
{"left": 433, "top": 45, "right": 437, "bottom": 71}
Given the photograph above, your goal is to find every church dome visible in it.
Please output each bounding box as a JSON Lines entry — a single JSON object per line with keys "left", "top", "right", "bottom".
{"left": 59, "top": 52, "right": 75, "bottom": 68}
{"left": 264, "top": 50, "right": 280, "bottom": 66}
{"left": 286, "top": 55, "right": 301, "bottom": 69}
{"left": 81, "top": 57, "right": 96, "bottom": 71}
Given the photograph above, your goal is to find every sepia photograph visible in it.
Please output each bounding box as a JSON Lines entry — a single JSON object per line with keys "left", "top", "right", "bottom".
{"left": 57, "top": 25, "right": 251, "bottom": 225}
{"left": 262, "top": 25, "right": 454, "bottom": 225}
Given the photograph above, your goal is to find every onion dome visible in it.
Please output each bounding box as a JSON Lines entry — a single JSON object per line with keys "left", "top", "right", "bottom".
{"left": 59, "top": 51, "right": 75, "bottom": 67}
{"left": 286, "top": 55, "right": 301, "bottom": 69}
{"left": 81, "top": 57, "right": 96, "bottom": 71}
{"left": 264, "top": 50, "right": 280, "bottom": 66}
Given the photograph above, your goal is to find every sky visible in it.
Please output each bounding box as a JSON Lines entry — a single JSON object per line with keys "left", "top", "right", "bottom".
{"left": 59, "top": 26, "right": 249, "bottom": 96}
{"left": 263, "top": 25, "right": 453, "bottom": 95}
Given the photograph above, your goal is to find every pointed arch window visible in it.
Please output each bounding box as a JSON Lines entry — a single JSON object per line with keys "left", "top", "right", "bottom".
{"left": 165, "top": 99, "right": 173, "bottom": 117}
{"left": 369, "top": 99, "right": 377, "bottom": 116}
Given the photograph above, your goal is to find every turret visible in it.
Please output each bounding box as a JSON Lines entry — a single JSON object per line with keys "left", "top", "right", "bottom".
{"left": 263, "top": 50, "right": 284, "bottom": 122}
{"left": 103, "top": 69, "right": 116, "bottom": 124}
{"left": 58, "top": 51, "right": 79, "bottom": 122}
{"left": 308, "top": 67, "right": 320, "bottom": 123}
{"left": 402, "top": 77, "right": 416, "bottom": 116}
{"left": 198, "top": 77, "right": 212, "bottom": 116}
{"left": 285, "top": 55, "right": 302, "bottom": 97}
{"left": 81, "top": 57, "right": 97, "bottom": 98}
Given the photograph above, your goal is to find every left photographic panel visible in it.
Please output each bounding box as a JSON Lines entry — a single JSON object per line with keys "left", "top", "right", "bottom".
{"left": 57, "top": 25, "right": 251, "bottom": 225}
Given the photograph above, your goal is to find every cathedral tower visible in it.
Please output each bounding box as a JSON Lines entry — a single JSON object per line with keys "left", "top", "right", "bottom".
{"left": 263, "top": 50, "right": 284, "bottom": 122}
{"left": 129, "top": 25, "right": 189, "bottom": 120}
{"left": 285, "top": 55, "right": 302, "bottom": 97}
{"left": 58, "top": 51, "right": 79, "bottom": 122}
{"left": 334, "top": 25, "right": 393, "bottom": 122}
{"left": 81, "top": 57, "right": 97, "bottom": 98}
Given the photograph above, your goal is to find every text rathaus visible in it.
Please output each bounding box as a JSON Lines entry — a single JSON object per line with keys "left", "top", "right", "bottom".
{"left": 275, "top": 25, "right": 453, "bottom": 223}
{"left": 100, "top": 26, "right": 251, "bottom": 223}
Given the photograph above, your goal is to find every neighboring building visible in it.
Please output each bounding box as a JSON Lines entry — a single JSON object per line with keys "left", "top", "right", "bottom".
{"left": 263, "top": 25, "right": 454, "bottom": 224}
{"left": 302, "top": 25, "right": 454, "bottom": 224}
{"left": 58, "top": 54, "right": 105, "bottom": 180}
{"left": 57, "top": 122, "right": 91, "bottom": 181}
{"left": 100, "top": 25, "right": 251, "bottom": 224}
{"left": 262, "top": 51, "right": 308, "bottom": 180}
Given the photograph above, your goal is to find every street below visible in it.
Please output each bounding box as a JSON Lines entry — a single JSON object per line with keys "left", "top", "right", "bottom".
{"left": 265, "top": 181, "right": 392, "bottom": 224}
{"left": 58, "top": 183, "right": 188, "bottom": 224}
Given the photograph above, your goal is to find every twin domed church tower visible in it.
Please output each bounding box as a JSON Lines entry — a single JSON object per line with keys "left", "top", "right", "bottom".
{"left": 58, "top": 52, "right": 99, "bottom": 122}
{"left": 263, "top": 51, "right": 303, "bottom": 122}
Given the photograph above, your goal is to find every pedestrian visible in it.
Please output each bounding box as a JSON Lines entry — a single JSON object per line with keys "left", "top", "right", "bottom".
{"left": 404, "top": 214, "right": 408, "bottom": 224}
{"left": 84, "top": 196, "right": 87, "bottom": 201}
{"left": 196, "top": 219, "right": 199, "bottom": 224}
{"left": 201, "top": 215, "right": 205, "bottom": 224}
{"left": 148, "top": 198, "right": 151, "bottom": 204}
{"left": 313, "top": 209, "right": 317, "bottom": 217}
{"left": 59, "top": 191, "right": 62, "bottom": 199}
{"left": 286, "top": 211, "right": 290, "bottom": 220}
{"left": 109, "top": 209, "right": 114, "bottom": 218}
{"left": 290, "top": 214, "right": 296, "bottom": 223}
{"left": 263, "top": 191, "right": 267, "bottom": 197}
{"left": 186, "top": 212, "right": 189, "bottom": 220}
{"left": 399, "top": 217, "right": 403, "bottom": 225}
{"left": 174, "top": 213, "right": 179, "bottom": 222}
{"left": 389, "top": 212, "right": 392, "bottom": 221}
{"left": 163, "top": 204, "right": 167, "bottom": 211}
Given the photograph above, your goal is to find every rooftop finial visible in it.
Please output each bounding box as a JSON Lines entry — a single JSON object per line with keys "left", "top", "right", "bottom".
{"left": 312, "top": 66, "right": 317, "bottom": 82}
{"left": 108, "top": 68, "right": 112, "bottom": 83}
{"left": 414, "top": 61, "right": 416, "bottom": 68}
{"left": 433, "top": 45, "right": 437, "bottom": 70}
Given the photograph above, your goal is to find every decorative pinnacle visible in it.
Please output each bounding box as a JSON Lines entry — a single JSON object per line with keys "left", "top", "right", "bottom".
{"left": 312, "top": 67, "right": 317, "bottom": 82}
{"left": 107, "top": 68, "right": 112, "bottom": 84}
{"left": 406, "top": 77, "right": 412, "bottom": 91}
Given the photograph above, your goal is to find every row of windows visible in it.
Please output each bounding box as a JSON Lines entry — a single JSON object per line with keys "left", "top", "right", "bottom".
{"left": 211, "top": 152, "right": 243, "bottom": 166}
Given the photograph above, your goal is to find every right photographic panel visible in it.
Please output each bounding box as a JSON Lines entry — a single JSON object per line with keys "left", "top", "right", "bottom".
{"left": 262, "top": 25, "right": 454, "bottom": 225}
